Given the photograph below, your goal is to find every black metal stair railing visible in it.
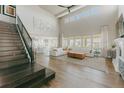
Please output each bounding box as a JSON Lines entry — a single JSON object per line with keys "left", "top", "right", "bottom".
{"left": 16, "top": 16, "right": 34, "bottom": 63}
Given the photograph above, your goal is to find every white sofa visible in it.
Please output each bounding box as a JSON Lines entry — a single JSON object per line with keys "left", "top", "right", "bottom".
{"left": 50, "top": 48, "right": 65, "bottom": 56}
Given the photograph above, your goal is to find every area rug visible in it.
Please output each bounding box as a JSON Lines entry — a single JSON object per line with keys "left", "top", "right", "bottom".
{"left": 50, "top": 55, "right": 115, "bottom": 74}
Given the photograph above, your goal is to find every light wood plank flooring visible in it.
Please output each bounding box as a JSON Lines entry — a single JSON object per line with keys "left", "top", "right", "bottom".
{"left": 36, "top": 54, "right": 124, "bottom": 88}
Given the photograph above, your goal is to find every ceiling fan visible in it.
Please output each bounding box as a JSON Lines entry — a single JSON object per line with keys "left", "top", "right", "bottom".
{"left": 58, "top": 5, "right": 75, "bottom": 13}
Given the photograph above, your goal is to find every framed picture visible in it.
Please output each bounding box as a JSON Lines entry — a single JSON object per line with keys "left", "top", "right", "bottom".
{"left": 0, "top": 5, "right": 1, "bottom": 14}
{"left": 3, "top": 5, "right": 16, "bottom": 17}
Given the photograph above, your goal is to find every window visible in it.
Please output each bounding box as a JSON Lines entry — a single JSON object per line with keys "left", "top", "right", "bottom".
{"left": 68, "top": 38, "right": 74, "bottom": 48}
{"left": 82, "top": 36, "right": 92, "bottom": 48}
{"left": 62, "top": 38, "right": 68, "bottom": 48}
{"left": 62, "top": 34, "right": 101, "bottom": 49}
{"left": 75, "top": 38, "right": 81, "bottom": 47}
{"left": 51, "top": 39, "right": 57, "bottom": 48}
{"left": 41, "top": 37, "right": 58, "bottom": 48}
{"left": 43, "top": 39, "right": 49, "bottom": 47}
{"left": 86, "top": 37, "right": 92, "bottom": 48}
{"left": 82, "top": 38, "right": 85, "bottom": 48}
{"left": 92, "top": 35, "right": 101, "bottom": 49}
{"left": 64, "top": 7, "right": 99, "bottom": 23}
{"left": 3, "top": 5, "right": 16, "bottom": 17}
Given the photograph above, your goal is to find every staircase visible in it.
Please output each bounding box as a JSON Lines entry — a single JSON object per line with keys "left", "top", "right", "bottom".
{"left": 0, "top": 21, "right": 55, "bottom": 88}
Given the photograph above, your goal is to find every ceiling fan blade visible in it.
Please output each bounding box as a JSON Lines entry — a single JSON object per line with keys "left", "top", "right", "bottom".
{"left": 58, "top": 5, "right": 67, "bottom": 8}
{"left": 68, "top": 5, "right": 75, "bottom": 9}
{"left": 58, "top": 5, "right": 76, "bottom": 13}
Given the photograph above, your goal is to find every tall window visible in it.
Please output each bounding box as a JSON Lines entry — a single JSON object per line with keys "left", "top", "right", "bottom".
{"left": 64, "top": 7, "right": 99, "bottom": 23}
{"left": 92, "top": 35, "right": 101, "bottom": 49}
{"left": 43, "top": 39, "right": 49, "bottom": 47}
{"left": 85, "top": 36, "right": 92, "bottom": 48}
{"left": 75, "top": 37, "right": 81, "bottom": 47}
{"left": 82, "top": 38, "right": 85, "bottom": 48}
{"left": 62, "top": 38, "right": 68, "bottom": 48}
{"left": 51, "top": 39, "right": 57, "bottom": 48}
{"left": 68, "top": 38, "right": 74, "bottom": 48}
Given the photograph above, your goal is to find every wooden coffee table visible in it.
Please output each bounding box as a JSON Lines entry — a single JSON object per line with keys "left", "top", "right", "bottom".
{"left": 67, "top": 52, "right": 86, "bottom": 60}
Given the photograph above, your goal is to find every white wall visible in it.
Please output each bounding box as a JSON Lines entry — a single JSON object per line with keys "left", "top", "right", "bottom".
{"left": 59, "top": 5, "right": 118, "bottom": 48}
{"left": 16, "top": 5, "right": 59, "bottom": 38}
{"left": 0, "top": 14, "right": 15, "bottom": 24}
{"left": 118, "top": 6, "right": 124, "bottom": 17}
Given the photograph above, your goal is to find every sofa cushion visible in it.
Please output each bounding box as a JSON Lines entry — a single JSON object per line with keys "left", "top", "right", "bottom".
{"left": 50, "top": 48, "right": 65, "bottom": 56}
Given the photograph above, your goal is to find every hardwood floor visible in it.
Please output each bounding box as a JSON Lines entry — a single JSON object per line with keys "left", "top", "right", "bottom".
{"left": 36, "top": 54, "right": 124, "bottom": 88}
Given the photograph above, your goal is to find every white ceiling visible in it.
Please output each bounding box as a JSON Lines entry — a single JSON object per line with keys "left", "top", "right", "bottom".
{"left": 39, "top": 5, "right": 87, "bottom": 18}
{"left": 39, "top": 5, "right": 67, "bottom": 16}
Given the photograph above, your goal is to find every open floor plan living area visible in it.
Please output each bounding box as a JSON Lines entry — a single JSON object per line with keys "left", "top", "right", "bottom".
{"left": 0, "top": 5, "right": 124, "bottom": 88}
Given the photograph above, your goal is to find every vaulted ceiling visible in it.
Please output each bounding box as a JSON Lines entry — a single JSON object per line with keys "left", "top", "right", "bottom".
{"left": 39, "top": 5, "right": 66, "bottom": 16}
{"left": 39, "top": 5, "right": 87, "bottom": 18}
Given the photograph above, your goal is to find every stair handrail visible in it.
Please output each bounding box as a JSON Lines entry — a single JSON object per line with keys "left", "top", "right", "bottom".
{"left": 16, "top": 16, "right": 34, "bottom": 63}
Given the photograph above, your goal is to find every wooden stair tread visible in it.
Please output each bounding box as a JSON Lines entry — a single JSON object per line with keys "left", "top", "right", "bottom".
{"left": 0, "top": 58, "right": 29, "bottom": 69}
{"left": 0, "top": 32, "right": 18, "bottom": 35}
{"left": 0, "top": 34, "right": 19, "bottom": 37}
{"left": 0, "top": 63, "right": 45, "bottom": 87}
{"left": 0, "top": 49, "right": 24, "bottom": 52}
{"left": 0, "top": 29, "right": 17, "bottom": 32}
{"left": 0, "top": 28, "right": 17, "bottom": 31}
{"left": 0, "top": 46, "right": 24, "bottom": 52}
{"left": 0, "top": 37, "right": 20, "bottom": 40}
{"left": 0, "top": 49, "right": 25, "bottom": 53}
{"left": 0, "top": 26, "right": 16, "bottom": 28}
{"left": 17, "top": 68, "right": 55, "bottom": 88}
{"left": 0, "top": 62, "right": 32, "bottom": 75}
{"left": 0, "top": 43, "right": 23, "bottom": 47}
{"left": 0, "top": 54, "right": 26, "bottom": 62}
{"left": 0, "top": 63, "right": 44, "bottom": 76}
{"left": 0, "top": 38, "right": 21, "bottom": 42}
{"left": 0, "top": 50, "right": 25, "bottom": 57}
{"left": 0, "top": 20, "right": 15, "bottom": 24}
{"left": 0, "top": 39, "right": 21, "bottom": 42}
